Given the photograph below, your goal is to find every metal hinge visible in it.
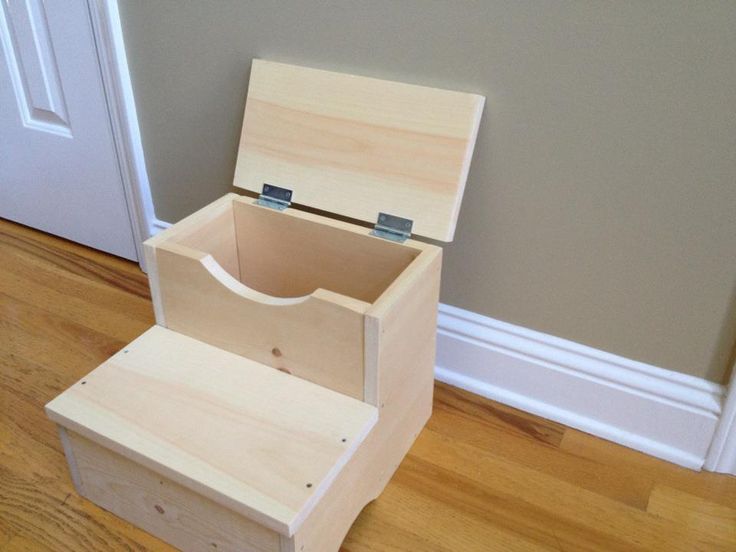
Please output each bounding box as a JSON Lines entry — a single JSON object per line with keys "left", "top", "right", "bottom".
{"left": 371, "top": 212, "right": 413, "bottom": 243}
{"left": 256, "top": 184, "right": 292, "bottom": 211}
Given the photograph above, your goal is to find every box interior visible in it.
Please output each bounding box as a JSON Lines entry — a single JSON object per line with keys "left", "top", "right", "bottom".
{"left": 170, "top": 198, "right": 422, "bottom": 304}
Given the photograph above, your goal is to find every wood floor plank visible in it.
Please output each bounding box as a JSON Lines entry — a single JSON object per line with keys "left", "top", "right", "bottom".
{"left": 429, "top": 384, "right": 655, "bottom": 510}
{"left": 647, "top": 485, "right": 736, "bottom": 541}
{"left": 1, "top": 219, "right": 735, "bottom": 552}
{"left": 561, "top": 429, "right": 736, "bottom": 509}
{"left": 0, "top": 261, "right": 153, "bottom": 330}
{"left": 0, "top": 219, "right": 149, "bottom": 294}
{"left": 409, "top": 428, "right": 734, "bottom": 552}
{"left": 1, "top": 292, "right": 131, "bottom": 375}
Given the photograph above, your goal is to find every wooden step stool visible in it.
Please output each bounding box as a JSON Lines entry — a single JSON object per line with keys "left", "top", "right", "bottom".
{"left": 46, "top": 60, "right": 484, "bottom": 551}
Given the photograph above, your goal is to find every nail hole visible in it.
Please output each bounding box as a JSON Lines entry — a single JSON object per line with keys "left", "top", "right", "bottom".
{"left": 81, "top": 381, "right": 87, "bottom": 385}
{"left": 341, "top": 438, "right": 347, "bottom": 443}
{"left": 306, "top": 483, "right": 312, "bottom": 488}
{"left": 277, "top": 367, "right": 292, "bottom": 375}
{"left": 123, "top": 350, "right": 129, "bottom": 354}
{"left": 271, "top": 347, "right": 282, "bottom": 357}
{"left": 155, "top": 504, "right": 165, "bottom": 514}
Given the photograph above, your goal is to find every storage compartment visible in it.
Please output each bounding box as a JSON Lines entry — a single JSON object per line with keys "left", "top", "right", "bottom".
{"left": 145, "top": 193, "right": 439, "bottom": 401}
{"left": 170, "top": 195, "right": 420, "bottom": 303}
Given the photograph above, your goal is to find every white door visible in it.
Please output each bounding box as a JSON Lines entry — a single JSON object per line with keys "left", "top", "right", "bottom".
{"left": 0, "top": 0, "right": 138, "bottom": 260}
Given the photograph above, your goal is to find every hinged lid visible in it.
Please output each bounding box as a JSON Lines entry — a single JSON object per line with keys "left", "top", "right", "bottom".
{"left": 234, "top": 60, "right": 485, "bottom": 242}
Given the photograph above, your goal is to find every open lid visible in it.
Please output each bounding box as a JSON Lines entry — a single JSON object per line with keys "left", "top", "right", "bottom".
{"left": 233, "top": 60, "right": 484, "bottom": 242}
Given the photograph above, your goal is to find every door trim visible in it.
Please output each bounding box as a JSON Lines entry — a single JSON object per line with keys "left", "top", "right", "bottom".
{"left": 87, "top": 0, "right": 156, "bottom": 269}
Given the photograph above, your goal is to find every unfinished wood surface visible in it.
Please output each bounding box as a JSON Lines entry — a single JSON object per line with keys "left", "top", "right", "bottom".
{"left": 292, "top": 356, "right": 435, "bottom": 551}
{"left": 145, "top": 194, "right": 440, "bottom": 400}
{"left": 366, "top": 245, "right": 442, "bottom": 407}
{"left": 152, "top": 241, "right": 368, "bottom": 399}
{"left": 45, "top": 326, "right": 378, "bottom": 536}
{"left": 285, "top": 247, "right": 443, "bottom": 549}
{"left": 66, "top": 431, "right": 282, "bottom": 552}
{"left": 233, "top": 199, "right": 421, "bottom": 303}
{"left": 144, "top": 194, "right": 241, "bottom": 326}
{"left": 234, "top": 60, "right": 485, "bottom": 242}
{"left": 3, "top": 218, "right": 736, "bottom": 551}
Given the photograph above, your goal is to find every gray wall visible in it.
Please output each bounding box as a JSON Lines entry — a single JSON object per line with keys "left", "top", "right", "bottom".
{"left": 119, "top": 0, "right": 736, "bottom": 383}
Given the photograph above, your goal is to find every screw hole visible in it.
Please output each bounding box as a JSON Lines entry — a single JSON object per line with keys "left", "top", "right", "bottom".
{"left": 306, "top": 483, "right": 312, "bottom": 488}
{"left": 341, "top": 438, "right": 347, "bottom": 443}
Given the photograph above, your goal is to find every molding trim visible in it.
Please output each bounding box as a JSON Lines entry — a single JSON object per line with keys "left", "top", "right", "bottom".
{"left": 435, "top": 303, "right": 725, "bottom": 470}
{"left": 704, "top": 370, "right": 736, "bottom": 474}
{"left": 87, "top": 0, "right": 156, "bottom": 267}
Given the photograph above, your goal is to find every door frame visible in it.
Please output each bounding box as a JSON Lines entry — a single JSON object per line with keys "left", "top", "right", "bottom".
{"left": 87, "top": 0, "right": 157, "bottom": 269}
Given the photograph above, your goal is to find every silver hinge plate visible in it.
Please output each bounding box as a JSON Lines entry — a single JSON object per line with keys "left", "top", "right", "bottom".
{"left": 256, "top": 184, "right": 292, "bottom": 211}
{"left": 371, "top": 212, "right": 413, "bottom": 243}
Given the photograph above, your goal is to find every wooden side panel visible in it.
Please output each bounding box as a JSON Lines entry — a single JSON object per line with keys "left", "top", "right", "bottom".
{"left": 291, "top": 247, "right": 442, "bottom": 551}
{"left": 174, "top": 204, "right": 240, "bottom": 280}
{"left": 58, "top": 427, "right": 83, "bottom": 493}
{"left": 155, "top": 245, "right": 368, "bottom": 400}
{"left": 234, "top": 60, "right": 485, "bottom": 242}
{"left": 144, "top": 193, "right": 240, "bottom": 326}
{"left": 366, "top": 247, "right": 442, "bottom": 407}
{"left": 291, "top": 377, "right": 434, "bottom": 552}
{"left": 66, "top": 430, "right": 281, "bottom": 552}
{"left": 143, "top": 240, "right": 165, "bottom": 326}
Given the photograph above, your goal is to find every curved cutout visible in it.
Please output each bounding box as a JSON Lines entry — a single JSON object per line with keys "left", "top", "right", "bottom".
{"left": 200, "top": 253, "right": 310, "bottom": 306}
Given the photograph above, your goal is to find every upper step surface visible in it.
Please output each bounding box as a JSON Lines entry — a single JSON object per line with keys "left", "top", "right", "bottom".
{"left": 46, "top": 325, "right": 378, "bottom": 536}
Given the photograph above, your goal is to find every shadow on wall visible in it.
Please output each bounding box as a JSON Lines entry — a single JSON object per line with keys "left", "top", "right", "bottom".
{"left": 713, "top": 278, "right": 736, "bottom": 384}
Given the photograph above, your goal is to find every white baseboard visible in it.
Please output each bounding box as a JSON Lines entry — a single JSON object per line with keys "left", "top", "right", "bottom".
{"left": 704, "top": 371, "right": 736, "bottom": 474}
{"left": 435, "top": 303, "right": 725, "bottom": 470}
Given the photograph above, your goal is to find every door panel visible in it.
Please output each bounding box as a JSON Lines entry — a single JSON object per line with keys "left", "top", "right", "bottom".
{"left": 0, "top": 0, "right": 138, "bottom": 260}
{"left": 3, "top": 0, "right": 70, "bottom": 135}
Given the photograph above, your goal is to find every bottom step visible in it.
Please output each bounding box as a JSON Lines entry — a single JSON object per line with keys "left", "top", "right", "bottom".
{"left": 46, "top": 326, "right": 384, "bottom": 551}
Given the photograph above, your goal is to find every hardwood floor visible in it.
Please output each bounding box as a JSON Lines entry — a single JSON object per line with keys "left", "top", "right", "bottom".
{"left": 1, "top": 217, "right": 734, "bottom": 551}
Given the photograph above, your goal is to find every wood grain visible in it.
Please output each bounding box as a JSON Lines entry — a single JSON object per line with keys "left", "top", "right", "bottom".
{"left": 46, "top": 326, "right": 378, "bottom": 536}
{"left": 145, "top": 194, "right": 439, "bottom": 401}
{"left": 67, "top": 431, "right": 282, "bottom": 552}
{"left": 234, "top": 60, "right": 484, "bottom": 242}
{"left": 2, "top": 218, "right": 735, "bottom": 551}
